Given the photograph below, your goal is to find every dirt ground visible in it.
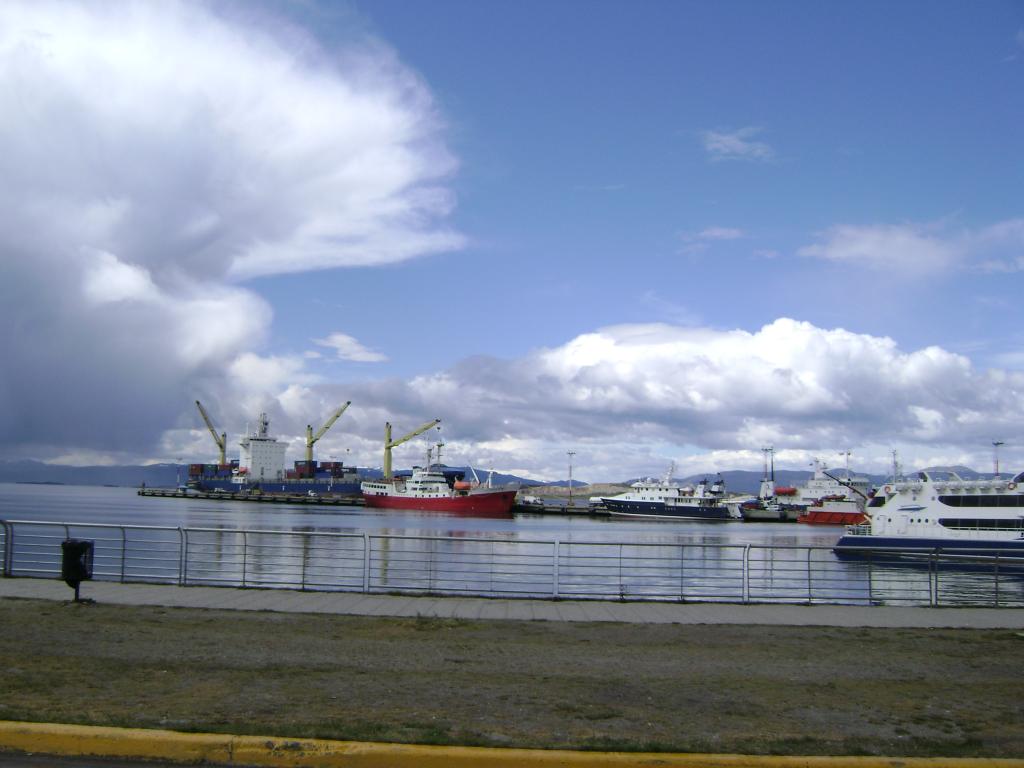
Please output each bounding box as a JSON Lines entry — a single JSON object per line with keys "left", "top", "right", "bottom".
{"left": 0, "top": 598, "right": 1022, "bottom": 757}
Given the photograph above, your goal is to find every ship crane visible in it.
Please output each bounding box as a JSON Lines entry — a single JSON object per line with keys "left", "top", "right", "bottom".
{"left": 195, "top": 400, "right": 227, "bottom": 465}
{"left": 383, "top": 418, "right": 441, "bottom": 479}
{"left": 306, "top": 401, "right": 351, "bottom": 464}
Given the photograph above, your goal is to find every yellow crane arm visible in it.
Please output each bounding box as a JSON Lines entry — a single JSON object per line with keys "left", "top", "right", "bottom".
{"left": 305, "top": 401, "right": 352, "bottom": 463}
{"left": 383, "top": 418, "right": 441, "bottom": 479}
{"left": 194, "top": 400, "right": 227, "bottom": 465}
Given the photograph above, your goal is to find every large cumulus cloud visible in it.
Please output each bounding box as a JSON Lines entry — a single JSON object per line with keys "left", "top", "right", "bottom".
{"left": 284, "top": 319, "right": 1023, "bottom": 480}
{"left": 0, "top": 1, "right": 461, "bottom": 462}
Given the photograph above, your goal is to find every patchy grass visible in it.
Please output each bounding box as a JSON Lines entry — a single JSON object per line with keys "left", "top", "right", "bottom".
{"left": 0, "top": 598, "right": 1022, "bottom": 756}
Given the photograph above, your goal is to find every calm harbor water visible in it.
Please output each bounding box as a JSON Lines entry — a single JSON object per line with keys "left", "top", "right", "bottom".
{"left": 0, "top": 482, "right": 842, "bottom": 547}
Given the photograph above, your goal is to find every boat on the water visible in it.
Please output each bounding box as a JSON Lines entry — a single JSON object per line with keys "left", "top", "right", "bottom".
{"left": 797, "top": 495, "right": 867, "bottom": 525}
{"left": 604, "top": 469, "right": 734, "bottom": 521}
{"left": 834, "top": 469, "right": 1024, "bottom": 558}
{"left": 360, "top": 443, "right": 516, "bottom": 517}
{"left": 599, "top": 463, "right": 687, "bottom": 516}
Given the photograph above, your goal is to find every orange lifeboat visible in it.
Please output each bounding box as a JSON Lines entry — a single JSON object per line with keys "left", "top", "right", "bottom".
{"left": 453, "top": 480, "right": 472, "bottom": 491}
{"left": 775, "top": 486, "right": 797, "bottom": 496}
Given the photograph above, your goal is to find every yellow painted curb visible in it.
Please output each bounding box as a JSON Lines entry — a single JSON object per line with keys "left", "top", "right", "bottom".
{"left": 1, "top": 721, "right": 1022, "bottom": 768}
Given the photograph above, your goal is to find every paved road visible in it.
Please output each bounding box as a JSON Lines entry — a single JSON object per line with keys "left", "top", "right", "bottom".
{"left": 3, "top": 576, "right": 1023, "bottom": 627}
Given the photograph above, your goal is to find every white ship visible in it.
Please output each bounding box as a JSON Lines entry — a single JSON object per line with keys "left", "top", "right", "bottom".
{"left": 599, "top": 463, "right": 687, "bottom": 516}
{"left": 834, "top": 469, "right": 1024, "bottom": 557}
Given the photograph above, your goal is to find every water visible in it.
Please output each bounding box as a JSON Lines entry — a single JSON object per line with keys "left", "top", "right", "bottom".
{"left": 0, "top": 483, "right": 842, "bottom": 546}
{"left": 2, "top": 483, "right": 1021, "bottom": 606}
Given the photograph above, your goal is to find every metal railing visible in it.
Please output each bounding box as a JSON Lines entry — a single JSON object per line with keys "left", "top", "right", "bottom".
{"left": 2, "top": 519, "right": 1022, "bottom": 607}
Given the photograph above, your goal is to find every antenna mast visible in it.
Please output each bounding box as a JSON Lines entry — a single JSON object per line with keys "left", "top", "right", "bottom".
{"left": 993, "top": 440, "right": 1005, "bottom": 479}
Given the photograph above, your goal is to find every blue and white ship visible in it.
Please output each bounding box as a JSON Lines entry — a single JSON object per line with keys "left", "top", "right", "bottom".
{"left": 601, "top": 464, "right": 734, "bottom": 520}
{"left": 834, "top": 469, "right": 1024, "bottom": 558}
{"left": 599, "top": 464, "right": 685, "bottom": 516}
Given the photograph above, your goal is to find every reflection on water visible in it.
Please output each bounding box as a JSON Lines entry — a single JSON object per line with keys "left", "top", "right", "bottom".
{"left": 0, "top": 483, "right": 840, "bottom": 544}
{"left": 2, "top": 483, "right": 1022, "bottom": 606}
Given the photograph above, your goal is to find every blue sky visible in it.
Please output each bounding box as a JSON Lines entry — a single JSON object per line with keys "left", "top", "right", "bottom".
{"left": 1, "top": 1, "right": 1022, "bottom": 479}
{"left": 260, "top": 0, "right": 1023, "bottom": 370}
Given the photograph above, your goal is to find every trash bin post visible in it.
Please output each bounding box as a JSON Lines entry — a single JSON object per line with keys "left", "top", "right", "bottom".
{"left": 61, "top": 539, "right": 94, "bottom": 603}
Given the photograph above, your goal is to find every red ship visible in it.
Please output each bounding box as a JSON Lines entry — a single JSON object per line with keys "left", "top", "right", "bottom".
{"left": 361, "top": 469, "right": 516, "bottom": 517}
{"left": 796, "top": 495, "right": 868, "bottom": 526}
{"left": 361, "top": 440, "right": 516, "bottom": 517}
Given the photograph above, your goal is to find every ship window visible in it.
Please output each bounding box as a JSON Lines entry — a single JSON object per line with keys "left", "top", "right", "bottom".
{"left": 938, "top": 518, "right": 1024, "bottom": 531}
{"left": 939, "top": 495, "right": 1024, "bottom": 508}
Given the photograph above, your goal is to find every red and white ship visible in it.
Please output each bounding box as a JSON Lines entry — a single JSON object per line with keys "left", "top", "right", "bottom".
{"left": 361, "top": 443, "right": 516, "bottom": 517}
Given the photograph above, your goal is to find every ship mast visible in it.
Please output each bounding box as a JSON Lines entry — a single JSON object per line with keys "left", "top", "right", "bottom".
{"left": 993, "top": 440, "right": 1005, "bottom": 479}
{"left": 195, "top": 400, "right": 227, "bottom": 465}
{"left": 305, "top": 401, "right": 351, "bottom": 463}
{"left": 383, "top": 419, "right": 441, "bottom": 479}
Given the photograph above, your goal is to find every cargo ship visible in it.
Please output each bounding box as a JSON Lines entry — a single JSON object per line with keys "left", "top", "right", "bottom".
{"left": 188, "top": 412, "right": 361, "bottom": 496}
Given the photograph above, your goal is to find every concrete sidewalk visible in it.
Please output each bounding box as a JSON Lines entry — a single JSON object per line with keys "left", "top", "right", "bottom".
{"left": 3, "top": 576, "right": 1022, "bottom": 627}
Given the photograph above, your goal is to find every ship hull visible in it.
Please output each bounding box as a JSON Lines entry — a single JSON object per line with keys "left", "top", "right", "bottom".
{"left": 362, "top": 489, "right": 517, "bottom": 517}
{"left": 192, "top": 477, "right": 361, "bottom": 496}
{"left": 606, "top": 501, "right": 733, "bottom": 521}
{"left": 601, "top": 499, "right": 667, "bottom": 515}
{"left": 834, "top": 535, "right": 1024, "bottom": 558}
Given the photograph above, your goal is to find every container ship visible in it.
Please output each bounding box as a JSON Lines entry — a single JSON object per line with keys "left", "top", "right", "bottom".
{"left": 188, "top": 406, "right": 360, "bottom": 497}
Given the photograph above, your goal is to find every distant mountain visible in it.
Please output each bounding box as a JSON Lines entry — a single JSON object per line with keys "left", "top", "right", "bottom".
{"left": 0, "top": 460, "right": 181, "bottom": 488}
{"left": 543, "top": 479, "right": 589, "bottom": 488}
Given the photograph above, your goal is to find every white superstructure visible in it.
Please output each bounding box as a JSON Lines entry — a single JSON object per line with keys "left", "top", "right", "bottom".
{"left": 796, "top": 458, "right": 871, "bottom": 506}
{"left": 238, "top": 413, "right": 287, "bottom": 482}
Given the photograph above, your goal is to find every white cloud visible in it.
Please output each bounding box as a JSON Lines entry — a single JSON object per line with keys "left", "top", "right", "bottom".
{"left": 314, "top": 332, "right": 389, "bottom": 362}
{"left": 226, "top": 318, "right": 1023, "bottom": 481}
{"left": 799, "top": 218, "right": 1024, "bottom": 275}
{"left": 81, "top": 249, "right": 160, "bottom": 305}
{"left": 680, "top": 225, "right": 745, "bottom": 255}
{"left": 702, "top": 127, "right": 775, "bottom": 162}
{"left": 0, "top": 1, "right": 460, "bottom": 462}
{"left": 697, "top": 227, "right": 744, "bottom": 240}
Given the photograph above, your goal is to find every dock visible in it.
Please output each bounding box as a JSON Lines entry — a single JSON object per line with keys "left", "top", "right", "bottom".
{"left": 137, "top": 488, "right": 608, "bottom": 515}
{"left": 138, "top": 488, "right": 365, "bottom": 506}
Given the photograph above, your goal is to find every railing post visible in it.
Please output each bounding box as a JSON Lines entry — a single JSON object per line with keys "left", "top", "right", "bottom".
{"left": 994, "top": 554, "right": 1000, "bottom": 608}
{"left": 120, "top": 527, "right": 127, "bottom": 583}
{"left": 179, "top": 528, "right": 188, "bottom": 586}
{"left": 867, "top": 550, "right": 874, "bottom": 605}
{"left": 679, "top": 544, "right": 685, "bottom": 602}
{"left": 806, "top": 547, "right": 813, "bottom": 604}
{"left": 552, "top": 539, "right": 560, "bottom": 598}
{"left": 2, "top": 522, "right": 11, "bottom": 577}
{"left": 241, "top": 531, "right": 248, "bottom": 587}
{"left": 930, "top": 549, "right": 938, "bottom": 607}
{"left": 300, "top": 533, "right": 308, "bottom": 592}
{"left": 362, "top": 533, "right": 371, "bottom": 592}
{"left": 742, "top": 545, "right": 751, "bottom": 604}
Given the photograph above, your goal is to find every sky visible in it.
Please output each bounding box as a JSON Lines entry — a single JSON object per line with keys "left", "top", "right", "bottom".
{"left": 1, "top": 0, "right": 1022, "bottom": 481}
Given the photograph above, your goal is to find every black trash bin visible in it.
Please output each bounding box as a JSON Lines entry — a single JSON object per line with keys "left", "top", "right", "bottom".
{"left": 61, "top": 539, "right": 94, "bottom": 601}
